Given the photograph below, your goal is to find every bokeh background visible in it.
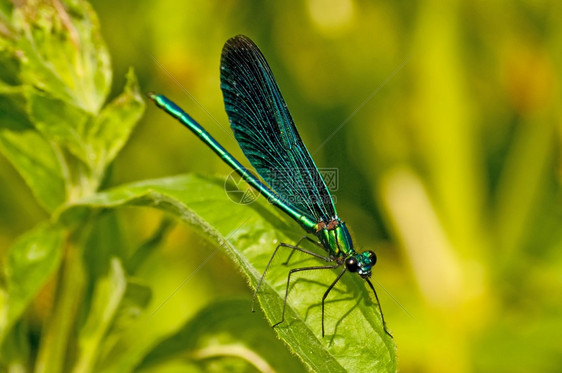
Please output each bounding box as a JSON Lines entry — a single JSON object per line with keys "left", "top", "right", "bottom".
{"left": 2, "top": 0, "right": 561, "bottom": 372}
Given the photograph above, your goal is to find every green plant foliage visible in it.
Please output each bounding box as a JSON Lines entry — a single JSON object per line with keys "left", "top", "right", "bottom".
{"left": 138, "top": 298, "right": 308, "bottom": 373}
{"left": 74, "top": 258, "right": 126, "bottom": 372}
{"left": 0, "top": 0, "right": 144, "bottom": 206}
{"left": 0, "top": 1, "right": 397, "bottom": 372}
{"left": 0, "top": 223, "right": 64, "bottom": 344}
{"left": 0, "top": 0, "right": 153, "bottom": 371}
{"left": 6, "top": 0, "right": 559, "bottom": 371}
{"left": 0, "top": 88, "right": 67, "bottom": 211}
{"left": 8, "top": 0, "right": 111, "bottom": 113}
{"left": 61, "top": 174, "right": 397, "bottom": 372}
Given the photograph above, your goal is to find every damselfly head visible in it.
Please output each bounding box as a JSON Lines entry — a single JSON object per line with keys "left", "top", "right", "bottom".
{"left": 346, "top": 251, "right": 377, "bottom": 278}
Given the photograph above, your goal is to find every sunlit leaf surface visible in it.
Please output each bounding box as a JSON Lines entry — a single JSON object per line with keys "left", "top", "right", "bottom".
{"left": 62, "top": 174, "right": 397, "bottom": 372}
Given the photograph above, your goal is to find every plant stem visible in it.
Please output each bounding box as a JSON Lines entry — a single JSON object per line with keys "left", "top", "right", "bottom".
{"left": 35, "top": 234, "right": 86, "bottom": 373}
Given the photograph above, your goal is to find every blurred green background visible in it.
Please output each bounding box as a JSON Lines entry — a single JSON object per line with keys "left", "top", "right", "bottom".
{"left": 1, "top": 0, "right": 561, "bottom": 372}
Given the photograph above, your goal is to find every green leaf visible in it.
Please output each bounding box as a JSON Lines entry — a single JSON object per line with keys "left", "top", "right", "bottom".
{"left": 93, "top": 278, "right": 152, "bottom": 372}
{"left": 0, "top": 1, "right": 143, "bottom": 207}
{"left": 61, "top": 174, "right": 397, "bottom": 373}
{"left": 126, "top": 217, "right": 176, "bottom": 274}
{"left": 82, "top": 209, "right": 128, "bottom": 281}
{"left": 26, "top": 89, "right": 93, "bottom": 165}
{"left": 109, "top": 279, "right": 152, "bottom": 333}
{"left": 74, "top": 258, "right": 127, "bottom": 373}
{"left": 71, "top": 209, "right": 152, "bottom": 373}
{"left": 88, "top": 68, "right": 145, "bottom": 171}
{"left": 138, "top": 298, "right": 307, "bottom": 373}
{"left": 0, "top": 223, "right": 65, "bottom": 343}
{"left": 137, "top": 361, "right": 203, "bottom": 373}
{"left": 11, "top": 0, "right": 111, "bottom": 113}
{"left": 0, "top": 89, "right": 66, "bottom": 212}
{"left": 26, "top": 69, "right": 144, "bottom": 177}
{"left": 25, "top": 68, "right": 144, "bottom": 194}
{"left": 0, "top": 319, "right": 30, "bottom": 370}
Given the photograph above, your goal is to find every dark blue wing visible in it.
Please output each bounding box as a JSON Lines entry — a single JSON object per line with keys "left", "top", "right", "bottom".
{"left": 220, "top": 35, "right": 336, "bottom": 223}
